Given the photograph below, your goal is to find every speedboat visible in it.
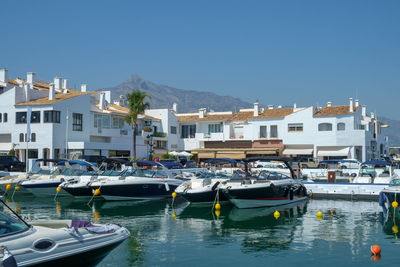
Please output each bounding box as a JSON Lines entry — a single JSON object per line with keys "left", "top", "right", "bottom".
{"left": 20, "top": 160, "right": 97, "bottom": 198}
{"left": 220, "top": 156, "right": 308, "bottom": 209}
{"left": 174, "top": 158, "right": 238, "bottom": 205}
{"left": 90, "top": 162, "right": 183, "bottom": 201}
{"left": 0, "top": 198, "right": 130, "bottom": 266}
{"left": 379, "top": 178, "right": 400, "bottom": 217}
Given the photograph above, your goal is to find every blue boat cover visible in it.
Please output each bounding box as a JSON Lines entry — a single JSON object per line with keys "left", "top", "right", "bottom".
{"left": 362, "top": 160, "right": 391, "bottom": 166}
{"left": 57, "top": 160, "right": 94, "bottom": 167}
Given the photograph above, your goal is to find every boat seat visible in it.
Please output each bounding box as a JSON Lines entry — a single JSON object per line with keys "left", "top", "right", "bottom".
{"left": 29, "top": 220, "right": 72, "bottom": 229}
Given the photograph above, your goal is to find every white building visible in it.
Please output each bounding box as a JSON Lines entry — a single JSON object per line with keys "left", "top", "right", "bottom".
{"left": 0, "top": 69, "right": 163, "bottom": 161}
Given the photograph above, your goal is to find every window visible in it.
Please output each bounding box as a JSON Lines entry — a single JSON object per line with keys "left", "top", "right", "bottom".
{"left": 3, "top": 113, "right": 7, "bottom": 122}
{"left": 72, "top": 113, "right": 83, "bottom": 131}
{"left": 16, "top": 112, "right": 27, "bottom": 124}
{"left": 31, "top": 111, "right": 40, "bottom": 123}
{"left": 181, "top": 125, "right": 196, "bottom": 138}
{"left": 0, "top": 113, "right": 2, "bottom": 122}
{"left": 318, "top": 123, "right": 333, "bottom": 131}
{"left": 102, "top": 114, "right": 110, "bottom": 129}
{"left": 260, "top": 126, "right": 267, "bottom": 138}
{"left": 270, "top": 125, "right": 278, "bottom": 138}
{"left": 31, "top": 133, "right": 36, "bottom": 142}
{"left": 44, "top": 111, "right": 60, "bottom": 123}
{"left": 112, "top": 116, "right": 124, "bottom": 129}
{"left": 16, "top": 111, "right": 40, "bottom": 123}
{"left": 19, "top": 133, "right": 24, "bottom": 142}
{"left": 208, "top": 123, "right": 222, "bottom": 133}
{"left": 337, "top": 122, "right": 345, "bottom": 131}
{"left": 170, "top": 126, "right": 177, "bottom": 134}
{"left": 288, "top": 123, "right": 303, "bottom": 132}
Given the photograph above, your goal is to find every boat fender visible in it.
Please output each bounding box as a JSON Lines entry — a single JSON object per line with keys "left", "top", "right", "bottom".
{"left": 211, "top": 181, "right": 220, "bottom": 191}
{"left": 165, "top": 183, "right": 170, "bottom": 191}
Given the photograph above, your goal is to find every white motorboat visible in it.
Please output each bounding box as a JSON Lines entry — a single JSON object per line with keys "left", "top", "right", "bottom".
{"left": 220, "top": 156, "right": 308, "bottom": 209}
{"left": 20, "top": 160, "right": 97, "bottom": 198}
{"left": 0, "top": 198, "right": 130, "bottom": 266}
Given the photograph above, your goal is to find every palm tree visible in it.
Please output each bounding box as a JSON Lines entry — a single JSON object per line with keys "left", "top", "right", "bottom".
{"left": 125, "top": 89, "right": 151, "bottom": 159}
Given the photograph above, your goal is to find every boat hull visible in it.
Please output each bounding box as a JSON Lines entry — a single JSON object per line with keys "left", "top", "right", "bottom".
{"left": 222, "top": 180, "right": 308, "bottom": 209}
{"left": 21, "top": 182, "right": 71, "bottom": 197}
{"left": 179, "top": 189, "right": 229, "bottom": 204}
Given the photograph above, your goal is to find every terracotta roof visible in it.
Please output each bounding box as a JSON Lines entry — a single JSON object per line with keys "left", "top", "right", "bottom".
{"left": 314, "top": 105, "right": 359, "bottom": 117}
{"left": 15, "top": 90, "right": 88, "bottom": 106}
{"left": 226, "top": 108, "right": 293, "bottom": 123}
{"left": 177, "top": 113, "right": 233, "bottom": 122}
{"left": 33, "top": 81, "right": 50, "bottom": 90}
{"left": 7, "top": 79, "right": 20, "bottom": 86}
{"left": 107, "top": 103, "right": 129, "bottom": 114}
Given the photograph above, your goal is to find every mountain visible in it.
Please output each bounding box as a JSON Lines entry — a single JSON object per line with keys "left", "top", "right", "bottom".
{"left": 103, "top": 74, "right": 400, "bottom": 147}
{"left": 103, "top": 74, "right": 252, "bottom": 113}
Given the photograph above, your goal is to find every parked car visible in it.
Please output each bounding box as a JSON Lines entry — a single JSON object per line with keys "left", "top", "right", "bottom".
{"left": 337, "top": 159, "right": 361, "bottom": 169}
{"left": 184, "top": 160, "right": 198, "bottom": 168}
{"left": 160, "top": 159, "right": 183, "bottom": 169}
{"left": 0, "top": 155, "right": 26, "bottom": 171}
{"left": 254, "top": 160, "right": 286, "bottom": 169}
{"left": 297, "top": 158, "right": 319, "bottom": 169}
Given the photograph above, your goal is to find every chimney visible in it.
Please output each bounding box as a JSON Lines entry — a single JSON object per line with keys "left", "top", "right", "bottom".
{"left": 99, "top": 93, "right": 105, "bottom": 110}
{"left": 54, "top": 77, "right": 62, "bottom": 91}
{"left": 268, "top": 105, "right": 274, "bottom": 110}
{"left": 293, "top": 103, "right": 297, "bottom": 109}
{"left": 80, "top": 84, "right": 87, "bottom": 92}
{"left": 199, "top": 108, "right": 204, "bottom": 118}
{"left": 355, "top": 99, "right": 359, "bottom": 108}
{"left": 172, "top": 102, "right": 178, "bottom": 113}
{"left": 24, "top": 83, "right": 30, "bottom": 101}
{"left": 277, "top": 105, "right": 282, "bottom": 109}
{"left": 62, "top": 79, "right": 69, "bottom": 90}
{"left": 254, "top": 101, "right": 259, "bottom": 116}
{"left": 371, "top": 112, "right": 375, "bottom": 119}
{"left": 349, "top": 97, "right": 354, "bottom": 112}
{"left": 27, "top": 72, "right": 35, "bottom": 85}
{"left": 0, "top": 68, "right": 8, "bottom": 84}
{"left": 49, "top": 83, "right": 55, "bottom": 100}
{"left": 362, "top": 105, "right": 366, "bottom": 116}
{"left": 327, "top": 101, "right": 332, "bottom": 107}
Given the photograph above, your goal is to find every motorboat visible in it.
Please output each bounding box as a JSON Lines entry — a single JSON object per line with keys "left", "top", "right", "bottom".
{"left": 0, "top": 198, "right": 130, "bottom": 266}
{"left": 20, "top": 160, "right": 97, "bottom": 198}
{"left": 174, "top": 158, "right": 239, "bottom": 205}
{"left": 379, "top": 178, "right": 400, "bottom": 217}
{"left": 90, "top": 161, "right": 184, "bottom": 201}
{"left": 220, "top": 156, "right": 308, "bottom": 209}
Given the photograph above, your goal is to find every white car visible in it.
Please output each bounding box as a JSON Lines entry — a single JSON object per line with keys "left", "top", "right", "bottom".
{"left": 338, "top": 159, "right": 361, "bottom": 169}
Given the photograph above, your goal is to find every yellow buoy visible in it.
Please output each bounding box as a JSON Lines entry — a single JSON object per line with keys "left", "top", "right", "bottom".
{"left": 392, "top": 225, "right": 399, "bottom": 234}
{"left": 172, "top": 192, "right": 177, "bottom": 198}
{"left": 5, "top": 199, "right": 10, "bottom": 204}
{"left": 274, "top": 210, "right": 280, "bottom": 219}
{"left": 15, "top": 186, "right": 20, "bottom": 191}
{"left": 6, "top": 184, "right": 11, "bottom": 191}
{"left": 392, "top": 201, "right": 398, "bottom": 209}
{"left": 172, "top": 212, "right": 176, "bottom": 218}
{"left": 215, "top": 203, "right": 221, "bottom": 210}
{"left": 94, "top": 188, "right": 101, "bottom": 196}
{"left": 316, "top": 210, "right": 323, "bottom": 220}
{"left": 215, "top": 210, "right": 221, "bottom": 217}
{"left": 15, "top": 206, "right": 20, "bottom": 212}
{"left": 56, "top": 186, "right": 62, "bottom": 193}
{"left": 94, "top": 211, "right": 100, "bottom": 219}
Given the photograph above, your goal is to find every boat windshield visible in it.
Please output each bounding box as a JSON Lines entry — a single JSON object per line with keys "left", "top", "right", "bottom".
{"left": 257, "top": 171, "right": 291, "bottom": 180}
{"left": 0, "top": 200, "right": 30, "bottom": 237}
{"left": 389, "top": 179, "right": 400, "bottom": 186}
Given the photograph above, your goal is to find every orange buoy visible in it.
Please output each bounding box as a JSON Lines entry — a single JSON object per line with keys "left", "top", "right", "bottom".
{"left": 6, "top": 184, "right": 11, "bottom": 191}
{"left": 94, "top": 188, "right": 101, "bottom": 196}
{"left": 370, "top": 245, "right": 381, "bottom": 256}
{"left": 56, "top": 186, "right": 62, "bottom": 193}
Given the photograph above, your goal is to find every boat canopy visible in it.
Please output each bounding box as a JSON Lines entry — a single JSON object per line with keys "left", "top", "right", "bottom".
{"left": 362, "top": 160, "right": 391, "bottom": 166}
{"left": 204, "top": 158, "right": 237, "bottom": 165}
{"left": 57, "top": 160, "right": 95, "bottom": 167}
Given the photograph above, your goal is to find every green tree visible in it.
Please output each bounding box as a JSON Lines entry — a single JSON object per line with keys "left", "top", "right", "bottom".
{"left": 125, "top": 89, "right": 151, "bottom": 159}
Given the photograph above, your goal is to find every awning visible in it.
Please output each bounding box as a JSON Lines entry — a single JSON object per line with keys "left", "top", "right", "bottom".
{"left": 215, "top": 152, "right": 245, "bottom": 159}
{"left": 197, "top": 152, "right": 216, "bottom": 159}
{"left": 317, "top": 147, "right": 350, "bottom": 157}
{"left": 246, "top": 150, "right": 277, "bottom": 155}
{"left": 283, "top": 148, "right": 313, "bottom": 155}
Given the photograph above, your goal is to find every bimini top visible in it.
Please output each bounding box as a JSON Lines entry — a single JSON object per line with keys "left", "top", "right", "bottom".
{"left": 242, "top": 156, "right": 293, "bottom": 163}
{"left": 362, "top": 160, "right": 391, "bottom": 166}
{"left": 57, "top": 160, "right": 95, "bottom": 167}
{"left": 204, "top": 158, "right": 237, "bottom": 165}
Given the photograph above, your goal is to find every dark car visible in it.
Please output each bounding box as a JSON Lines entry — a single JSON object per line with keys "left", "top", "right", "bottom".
{"left": 160, "top": 159, "right": 183, "bottom": 169}
{"left": 0, "top": 155, "right": 26, "bottom": 171}
{"left": 81, "top": 155, "right": 107, "bottom": 166}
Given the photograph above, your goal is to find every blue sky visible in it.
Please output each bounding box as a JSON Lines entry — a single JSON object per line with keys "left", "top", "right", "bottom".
{"left": 1, "top": 0, "right": 399, "bottom": 118}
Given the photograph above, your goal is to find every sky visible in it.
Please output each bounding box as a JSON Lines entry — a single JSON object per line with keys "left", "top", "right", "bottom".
{"left": 1, "top": 0, "right": 399, "bottom": 118}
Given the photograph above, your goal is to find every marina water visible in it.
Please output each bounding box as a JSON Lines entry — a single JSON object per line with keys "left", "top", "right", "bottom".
{"left": 5, "top": 196, "right": 400, "bottom": 266}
